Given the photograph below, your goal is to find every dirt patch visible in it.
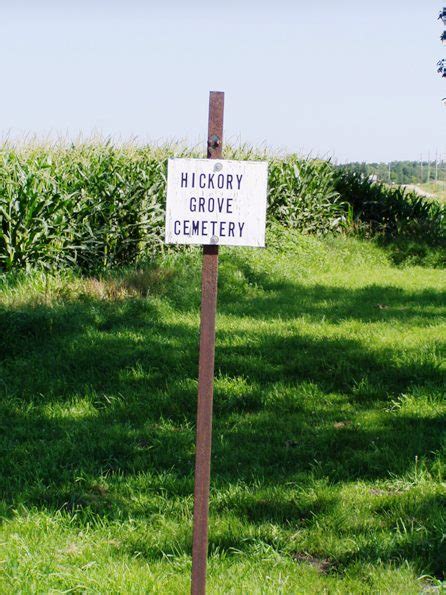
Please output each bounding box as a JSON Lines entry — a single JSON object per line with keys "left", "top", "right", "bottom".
{"left": 333, "top": 421, "right": 352, "bottom": 430}
{"left": 292, "top": 552, "right": 332, "bottom": 574}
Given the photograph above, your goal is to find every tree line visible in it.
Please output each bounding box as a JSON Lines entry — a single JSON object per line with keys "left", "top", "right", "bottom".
{"left": 339, "top": 161, "right": 446, "bottom": 185}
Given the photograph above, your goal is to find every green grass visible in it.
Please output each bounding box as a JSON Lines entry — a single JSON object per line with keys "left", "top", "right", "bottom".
{"left": 0, "top": 231, "right": 445, "bottom": 593}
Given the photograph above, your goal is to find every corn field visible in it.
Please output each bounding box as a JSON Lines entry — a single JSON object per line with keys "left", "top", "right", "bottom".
{"left": 0, "top": 143, "right": 444, "bottom": 271}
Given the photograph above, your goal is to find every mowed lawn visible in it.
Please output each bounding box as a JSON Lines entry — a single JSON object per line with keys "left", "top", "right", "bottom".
{"left": 0, "top": 231, "right": 445, "bottom": 593}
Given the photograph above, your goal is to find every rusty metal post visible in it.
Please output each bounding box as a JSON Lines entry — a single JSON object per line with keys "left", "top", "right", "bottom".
{"left": 191, "top": 91, "right": 224, "bottom": 595}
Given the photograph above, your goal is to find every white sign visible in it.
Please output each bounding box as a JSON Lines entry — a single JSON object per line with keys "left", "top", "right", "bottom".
{"left": 165, "top": 158, "right": 268, "bottom": 247}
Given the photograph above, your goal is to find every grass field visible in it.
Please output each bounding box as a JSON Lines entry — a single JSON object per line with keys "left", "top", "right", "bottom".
{"left": 0, "top": 230, "right": 445, "bottom": 593}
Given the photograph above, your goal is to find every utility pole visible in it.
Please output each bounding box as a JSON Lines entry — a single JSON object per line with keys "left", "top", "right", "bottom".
{"left": 437, "top": 8, "right": 446, "bottom": 99}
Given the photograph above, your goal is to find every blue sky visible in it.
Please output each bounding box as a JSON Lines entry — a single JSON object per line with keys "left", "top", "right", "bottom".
{"left": 0, "top": 0, "right": 445, "bottom": 162}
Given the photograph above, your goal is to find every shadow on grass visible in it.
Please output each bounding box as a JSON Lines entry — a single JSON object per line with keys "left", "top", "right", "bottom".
{"left": 0, "top": 273, "right": 444, "bottom": 575}
{"left": 376, "top": 236, "right": 446, "bottom": 269}
{"left": 334, "top": 492, "right": 446, "bottom": 579}
{"left": 218, "top": 254, "right": 446, "bottom": 324}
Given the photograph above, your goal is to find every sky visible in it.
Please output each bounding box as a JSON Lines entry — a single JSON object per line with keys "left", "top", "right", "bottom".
{"left": 0, "top": 0, "right": 445, "bottom": 162}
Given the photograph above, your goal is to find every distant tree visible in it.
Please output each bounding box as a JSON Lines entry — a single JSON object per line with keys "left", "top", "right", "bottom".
{"left": 339, "top": 160, "right": 446, "bottom": 185}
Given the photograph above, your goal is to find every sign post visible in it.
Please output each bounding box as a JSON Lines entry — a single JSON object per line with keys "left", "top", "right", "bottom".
{"left": 164, "top": 91, "right": 268, "bottom": 594}
{"left": 191, "top": 91, "right": 224, "bottom": 595}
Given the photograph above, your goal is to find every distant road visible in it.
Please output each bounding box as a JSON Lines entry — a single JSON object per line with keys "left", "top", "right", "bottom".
{"left": 401, "top": 184, "right": 435, "bottom": 198}
{"left": 400, "top": 183, "right": 446, "bottom": 204}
